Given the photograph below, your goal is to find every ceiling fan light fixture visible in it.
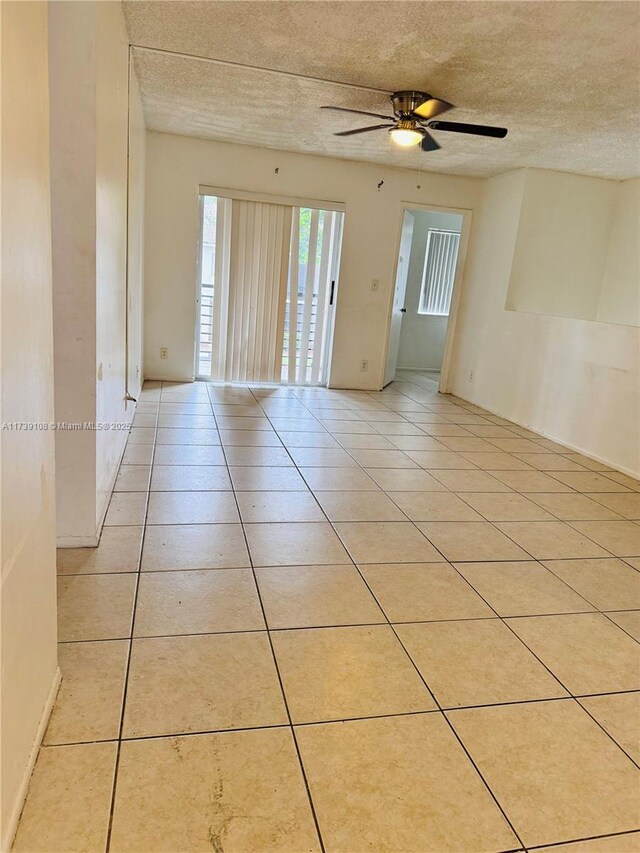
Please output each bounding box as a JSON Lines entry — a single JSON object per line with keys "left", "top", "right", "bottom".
{"left": 323, "top": 91, "right": 508, "bottom": 150}
{"left": 389, "top": 121, "right": 423, "bottom": 147}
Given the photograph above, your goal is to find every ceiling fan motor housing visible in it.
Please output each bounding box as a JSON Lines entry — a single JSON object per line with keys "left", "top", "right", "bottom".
{"left": 392, "top": 90, "right": 432, "bottom": 117}
{"left": 394, "top": 118, "right": 421, "bottom": 133}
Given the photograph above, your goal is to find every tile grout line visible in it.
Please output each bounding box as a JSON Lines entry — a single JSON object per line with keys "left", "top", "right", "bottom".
{"left": 441, "top": 559, "right": 640, "bottom": 773}
{"left": 59, "top": 547, "right": 640, "bottom": 568}
{"left": 526, "top": 827, "right": 640, "bottom": 851}
{"left": 157, "top": 375, "right": 634, "bottom": 566}
{"left": 53, "top": 376, "right": 639, "bottom": 852}
{"left": 155, "top": 376, "right": 635, "bottom": 776}
{"left": 529, "top": 559, "right": 640, "bottom": 641}
{"left": 251, "top": 384, "right": 530, "bottom": 853}
{"left": 276, "top": 376, "right": 640, "bottom": 838}
{"left": 350, "top": 568, "right": 531, "bottom": 851}
{"left": 52, "top": 616, "right": 640, "bottom": 642}
{"left": 371, "top": 381, "right": 640, "bottom": 774}
{"left": 209, "top": 382, "right": 328, "bottom": 853}
{"left": 600, "top": 609, "right": 640, "bottom": 644}
{"left": 37, "top": 685, "right": 640, "bottom": 747}
{"left": 103, "top": 384, "right": 159, "bottom": 853}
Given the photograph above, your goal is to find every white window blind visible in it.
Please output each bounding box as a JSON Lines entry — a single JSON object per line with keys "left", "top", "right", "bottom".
{"left": 209, "top": 198, "right": 292, "bottom": 383}
{"left": 418, "top": 229, "right": 461, "bottom": 316}
{"left": 197, "top": 194, "right": 344, "bottom": 386}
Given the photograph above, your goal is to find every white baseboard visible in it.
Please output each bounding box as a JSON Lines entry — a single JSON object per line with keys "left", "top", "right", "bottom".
{"left": 396, "top": 365, "right": 442, "bottom": 372}
{"left": 2, "top": 667, "right": 62, "bottom": 852}
{"left": 526, "top": 431, "right": 640, "bottom": 479}
{"left": 450, "top": 390, "right": 640, "bottom": 479}
{"left": 56, "top": 533, "right": 99, "bottom": 548}
{"left": 94, "top": 428, "right": 131, "bottom": 536}
{"left": 144, "top": 372, "right": 195, "bottom": 383}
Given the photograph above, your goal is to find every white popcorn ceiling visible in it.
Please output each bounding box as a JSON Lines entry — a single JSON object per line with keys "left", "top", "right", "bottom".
{"left": 123, "top": 0, "right": 640, "bottom": 179}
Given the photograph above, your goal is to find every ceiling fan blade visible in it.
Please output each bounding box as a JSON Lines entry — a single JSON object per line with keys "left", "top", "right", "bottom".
{"left": 334, "top": 124, "right": 394, "bottom": 137}
{"left": 321, "top": 105, "right": 394, "bottom": 121}
{"left": 414, "top": 98, "right": 454, "bottom": 120}
{"left": 428, "top": 120, "right": 508, "bottom": 138}
{"left": 421, "top": 131, "right": 440, "bottom": 152}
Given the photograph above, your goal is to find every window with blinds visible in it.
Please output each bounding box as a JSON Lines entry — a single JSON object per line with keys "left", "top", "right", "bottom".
{"left": 418, "top": 228, "right": 461, "bottom": 316}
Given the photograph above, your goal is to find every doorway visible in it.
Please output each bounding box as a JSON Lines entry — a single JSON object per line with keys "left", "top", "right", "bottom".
{"left": 383, "top": 205, "right": 469, "bottom": 391}
{"left": 196, "top": 192, "right": 344, "bottom": 386}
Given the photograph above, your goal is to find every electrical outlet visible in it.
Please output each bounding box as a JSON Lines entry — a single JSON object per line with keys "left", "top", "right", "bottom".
{"left": 371, "top": 279, "right": 379, "bottom": 292}
{"left": 360, "top": 359, "right": 368, "bottom": 372}
{"left": 160, "top": 347, "right": 168, "bottom": 360}
{"left": 468, "top": 370, "right": 475, "bottom": 382}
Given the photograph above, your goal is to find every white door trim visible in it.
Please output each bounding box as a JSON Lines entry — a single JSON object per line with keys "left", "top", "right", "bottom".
{"left": 379, "top": 201, "right": 473, "bottom": 393}
{"left": 194, "top": 194, "right": 206, "bottom": 379}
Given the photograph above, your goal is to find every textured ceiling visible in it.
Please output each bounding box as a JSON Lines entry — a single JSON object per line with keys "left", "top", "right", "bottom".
{"left": 124, "top": 1, "right": 640, "bottom": 179}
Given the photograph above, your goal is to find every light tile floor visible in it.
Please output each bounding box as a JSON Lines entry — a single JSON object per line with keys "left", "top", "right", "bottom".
{"left": 13, "top": 376, "right": 640, "bottom": 853}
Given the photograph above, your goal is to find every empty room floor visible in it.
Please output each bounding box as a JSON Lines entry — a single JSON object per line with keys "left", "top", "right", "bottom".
{"left": 14, "top": 378, "right": 640, "bottom": 853}
{"left": 397, "top": 368, "right": 442, "bottom": 390}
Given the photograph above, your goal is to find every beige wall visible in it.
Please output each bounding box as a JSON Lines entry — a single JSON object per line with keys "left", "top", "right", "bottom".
{"left": 143, "top": 132, "right": 482, "bottom": 389}
{"left": 95, "top": 0, "right": 136, "bottom": 525}
{"left": 450, "top": 170, "right": 640, "bottom": 476}
{"left": 143, "top": 134, "right": 638, "bottom": 473}
{"left": 127, "top": 73, "right": 146, "bottom": 399}
{"left": 49, "top": 0, "right": 98, "bottom": 542}
{"left": 599, "top": 177, "right": 640, "bottom": 326}
{"left": 49, "top": 0, "right": 145, "bottom": 545}
{"left": 504, "top": 169, "right": 639, "bottom": 329}
{"left": 506, "top": 169, "right": 617, "bottom": 320}
{"left": 0, "top": 2, "right": 59, "bottom": 847}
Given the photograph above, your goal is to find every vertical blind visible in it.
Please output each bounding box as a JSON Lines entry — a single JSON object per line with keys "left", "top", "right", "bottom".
{"left": 418, "top": 229, "right": 461, "bottom": 316}
{"left": 284, "top": 207, "right": 344, "bottom": 386}
{"left": 210, "top": 198, "right": 292, "bottom": 383}
{"left": 199, "top": 195, "right": 344, "bottom": 386}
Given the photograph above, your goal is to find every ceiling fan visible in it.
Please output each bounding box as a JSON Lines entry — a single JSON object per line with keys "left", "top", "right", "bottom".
{"left": 321, "top": 90, "right": 508, "bottom": 151}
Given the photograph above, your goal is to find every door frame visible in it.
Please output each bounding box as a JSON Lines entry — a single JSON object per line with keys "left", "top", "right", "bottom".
{"left": 322, "top": 210, "right": 345, "bottom": 388}
{"left": 195, "top": 193, "right": 207, "bottom": 380}
{"left": 382, "top": 209, "right": 415, "bottom": 387}
{"left": 379, "top": 201, "right": 473, "bottom": 393}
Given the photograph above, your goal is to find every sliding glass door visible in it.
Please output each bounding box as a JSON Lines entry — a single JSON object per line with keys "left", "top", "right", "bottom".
{"left": 196, "top": 193, "right": 344, "bottom": 386}
{"left": 283, "top": 207, "right": 344, "bottom": 385}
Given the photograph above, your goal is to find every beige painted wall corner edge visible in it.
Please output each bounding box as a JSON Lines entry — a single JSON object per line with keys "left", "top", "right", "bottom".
{"left": 449, "top": 170, "right": 640, "bottom": 476}
{"left": 50, "top": 0, "right": 145, "bottom": 544}
{"left": 1, "top": 668, "right": 62, "bottom": 853}
{"left": 1, "top": 1, "right": 60, "bottom": 845}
